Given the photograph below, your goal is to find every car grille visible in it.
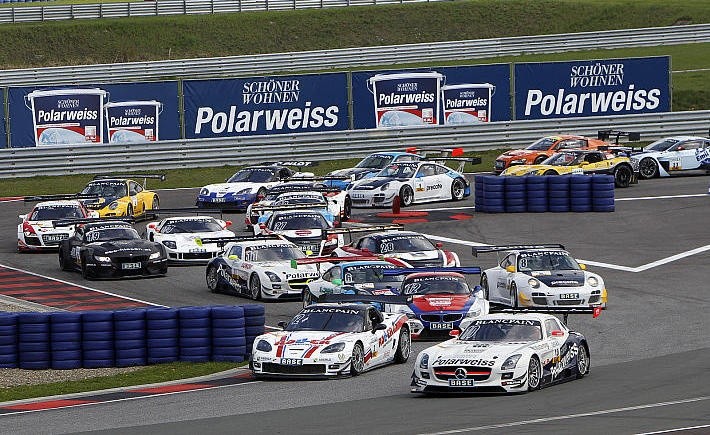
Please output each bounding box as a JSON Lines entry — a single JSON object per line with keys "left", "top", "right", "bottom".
{"left": 588, "top": 295, "right": 601, "bottom": 304}
{"left": 181, "top": 252, "right": 215, "bottom": 260}
{"left": 554, "top": 299, "right": 584, "bottom": 306}
{"left": 352, "top": 198, "right": 369, "bottom": 204}
{"left": 433, "top": 366, "right": 492, "bottom": 381}
{"left": 261, "top": 363, "right": 326, "bottom": 375}
{"left": 532, "top": 297, "right": 548, "bottom": 305}
{"left": 287, "top": 279, "right": 311, "bottom": 291}
{"left": 420, "top": 314, "right": 463, "bottom": 323}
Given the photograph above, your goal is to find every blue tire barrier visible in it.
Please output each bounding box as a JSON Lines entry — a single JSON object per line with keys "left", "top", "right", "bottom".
{"left": 0, "top": 344, "right": 16, "bottom": 354}
{"left": 0, "top": 334, "right": 16, "bottom": 346}
{"left": 50, "top": 312, "right": 82, "bottom": 324}
{"left": 211, "top": 355, "right": 245, "bottom": 363}
{"left": 245, "top": 325, "right": 265, "bottom": 336}
{"left": 179, "top": 346, "right": 210, "bottom": 357}
{"left": 504, "top": 176, "right": 526, "bottom": 186}
{"left": 18, "top": 312, "right": 46, "bottom": 323}
{"left": 147, "top": 337, "right": 179, "bottom": 348}
{"left": 482, "top": 198, "right": 505, "bottom": 208}
{"left": 115, "top": 348, "right": 146, "bottom": 358}
{"left": 114, "top": 309, "right": 146, "bottom": 321}
{"left": 146, "top": 328, "right": 178, "bottom": 340}
{"left": 51, "top": 340, "right": 81, "bottom": 352}
{"left": 505, "top": 205, "right": 527, "bottom": 213}
{"left": 485, "top": 206, "right": 506, "bottom": 213}
{"left": 52, "top": 350, "right": 82, "bottom": 361}
{"left": 212, "top": 346, "right": 247, "bottom": 356}
{"left": 147, "top": 347, "right": 179, "bottom": 359}
{"left": 19, "top": 342, "right": 49, "bottom": 352}
{"left": 504, "top": 197, "right": 526, "bottom": 206}
{"left": 114, "top": 320, "right": 146, "bottom": 331}
{"left": 483, "top": 175, "right": 505, "bottom": 185}
{"left": 179, "top": 306, "right": 212, "bottom": 319}
{"left": 481, "top": 185, "right": 504, "bottom": 194}
{"left": 146, "top": 307, "right": 179, "bottom": 321}
{"left": 180, "top": 337, "right": 211, "bottom": 347}
{"left": 179, "top": 317, "right": 210, "bottom": 329}
{"left": 19, "top": 350, "right": 50, "bottom": 370}
{"left": 503, "top": 190, "right": 526, "bottom": 200}
{"left": 212, "top": 326, "right": 246, "bottom": 338}
{"left": 115, "top": 339, "right": 146, "bottom": 350}
{"left": 82, "top": 311, "right": 113, "bottom": 322}
{"left": 211, "top": 317, "right": 246, "bottom": 329}
{"left": 83, "top": 331, "right": 113, "bottom": 341}
{"left": 82, "top": 340, "right": 114, "bottom": 351}
{"left": 244, "top": 315, "right": 266, "bottom": 327}
{"left": 180, "top": 327, "right": 211, "bottom": 339}
{"left": 51, "top": 359, "right": 82, "bottom": 370}
{"left": 211, "top": 306, "right": 245, "bottom": 318}
{"left": 146, "top": 319, "right": 179, "bottom": 331}
{"left": 592, "top": 190, "right": 615, "bottom": 199}
{"left": 116, "top": 358, "right": 147, "bottom": 368}
{"left": 548, "top": 190, "right": 570, "bottom": 199}
{"left": 83, "top": 349, "right": 114, "bottom": 360}
{"left": 593, "top": 205, "right": 615, "bottom": 212}
{"left": 83, "top": 359, "right": 114, "bottom": 369}
{"left": 18, "top": 322, "right": 49, "bottom": 334}
{"left": 114, "top": 329, "right": 146, "bottom": 340}
{"left": 0, "top": 313, "right": 18, "bottom": 326}
{"left": 212, "top": 336, "right": 247, "bottom": 347}
{"left": 49, "top": 321, "right": 82, "bottom": 333}
{"left": 549, "top": 205, "right": 571, "bottom": 213}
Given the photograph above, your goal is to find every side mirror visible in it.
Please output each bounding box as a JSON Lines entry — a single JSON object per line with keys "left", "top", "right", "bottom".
{"left": 89, "top": 211, "right": 100, "bottom": 218}
{"left": 278, "top": 321, "right": 287, "bottom": 330}
{"left": 259, "top": 223, "right": 266, "bottom": 230}
{"left": 147, "top": 223, "right": 156, "bottom": 230}
{"left": 580, "top": 161, "right": 590, "bottom": 166}
{"left": 551, "top": 330, "right": 565, "bottom": 337}
{"left": 372, "top": 323, "right": 387, "bottom": 333}
{"left": 449, "top": 330, "right": 461, "bottom": 337}
{"left": 18, "top": 214, "right": 26, "bottom": 220}
{"left": 331, "top": 278, "right": 343, "bottom": 286}
{"left": 361, "top": 247, "right": 371, "bottom": 253}
{"left": 579, "top": 264, "right": 587, "bottom": 270}
{"left": 505, "top": 265, "right": 516, "bottom": 273}
{"left": 676, "top": 146, "right": 685, "bottom": 151}
{"left": 435, "top": 242, "right": 443, "bottom": 249}
{"left": 225, "top": 220, "right": 232, "bottom": 227}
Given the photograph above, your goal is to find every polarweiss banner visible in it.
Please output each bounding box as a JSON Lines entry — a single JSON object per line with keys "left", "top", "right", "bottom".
{"left": 183, "top": 73, "right": 349, "bottom": 139}
{"left": 514, "top": 56, "right": 670, "bottom": 120}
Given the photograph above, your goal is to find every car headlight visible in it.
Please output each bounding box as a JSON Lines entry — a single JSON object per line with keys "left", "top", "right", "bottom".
{"left": 108, "top": 202, "right": 119, "bottom": 210}
{"left": 510, "top": 159, "right": 527, "bottom": 165}
{"left": 256, "top": 340, "right": 272, "bottom": 352}
{"left": 528, "top": 278, "right": 540, "bottom": 288}
{"left": 419, "top": 353, "right": 429, "bottom": 369}
{"left": 94, "top": 255, "right": 111, "bottom": 262}
{"left": 380, "top": 183, "right": 390, "bottom": 191}
{"left": 501, "top": 354, "right": 522, "bottom": 370}
{"left": 465, "top": 307, "right": 482, "bottom": 318}
{"left": 200, "top": 188, "right": 208, "bottom": 196}
{"left": 588, "top": 276, "right": 599, "bottom": 287}
{"left": 396, "top": 305, "right": 416, "bottom": 319}
{"left": 321, "top": 343, "right": 346, "bottom": 353}
{"left": 236, "top": 188, "right": 253, "bottom": 194}
{"left": 265, "top": 271, "right": 281, "bottom": 282}
{"left": 149, "top": 251, "right": 162, "bottom": 260}
{"left": 162, "top": 241, "right": 177, "bottom": 249}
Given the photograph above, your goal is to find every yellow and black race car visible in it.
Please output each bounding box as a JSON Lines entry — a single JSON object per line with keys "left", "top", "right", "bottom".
{"left": 79, "top": 175, "right": 164, "bottom": 218}
{"left": 500, "top": 149, "right": 638, "bottom": 187}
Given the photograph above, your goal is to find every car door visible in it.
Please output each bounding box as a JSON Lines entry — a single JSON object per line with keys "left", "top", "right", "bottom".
{"left": 677, "top": 139, "right": 706, "bottom": 170}
{"left": 697, "top": 140, "right": 710, "bottom": 170}
{"left": 365, "top": 307, "right": 388, "bottom": 366}
{"left": 495, "top": 253, "right": 517, "bottom": 305}
{"left": 126, "top": 181, "right": 139, "bottom": 215}
{"left": 413, "top": 163, "right": 439, "bottom": 200}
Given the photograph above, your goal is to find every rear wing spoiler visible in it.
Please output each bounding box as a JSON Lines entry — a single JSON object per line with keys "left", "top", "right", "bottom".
{"left": 24, "top": 194, "right": 99, "bottom": 202}
{"left": 488, "top": 306, "right": 602, "bottom": 323}
{"left": 317, "top": 293, "right": 413, "bottom": 306}
{"left": 264, "top": 185, "right": 345, "bottom": 196}
{"left": 250, "top": 203, "right": 328, "bottom": 213}
{"left": 472, "top": 244, "right": 565, "bottom": 256}
{"left": 195, "top": 234, "right": 283, "bottom": 248}
{"left": 295, "top": 255, "right": 393, "bottom": 265}
{"left": 93, "top": 174, "right": 166, "bottom": 181}
{"left": 382, "top": 266, "right": 481, "bottom": 276}
{"left": 260, "top": 161, "right": 316, "bottom": 168}
{"left": 597, "top": 130, "right": 641, "bottom": 144}
{"left": 324, "top": 224, "right": 403, "bottom": 236}
{"left": 53, "top": 217, "right": 134, "bottom": 227}
{"left": 145, "top": 208, "right": 227, "bottom": 218}
{"left": 405, "top": 147, "right": 465, "bottom": 157}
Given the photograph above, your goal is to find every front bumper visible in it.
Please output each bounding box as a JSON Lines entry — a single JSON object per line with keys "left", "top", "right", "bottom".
{"left": 349, "top": 190, "right": 397, "bottom": 208}
{"left": 196, "top": 193, "right": 257, "bottom": 210}
{"left": 85, "top": 258, "right": 168, "bottom": 279}
{"left": 411, "top": 365, "right": 529, "bottom": 394}
{"left": 520, "top": 287, "right": 606, "bottom": 307}
{"left": 18, "top": 231, "right": 70, "bottom": 251}
{"left": 251, "top": 354, "right": 352, "bottom": 377}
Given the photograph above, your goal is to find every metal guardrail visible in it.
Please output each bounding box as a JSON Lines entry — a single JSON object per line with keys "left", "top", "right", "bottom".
{"left": 0, "top": 0, "right": 436, "bottom": 23}
{"left": 0, "top": 24, "right": 708, "bottom": 86}
{"left": 2, "top": 111, "right": 707, "bottom": 178}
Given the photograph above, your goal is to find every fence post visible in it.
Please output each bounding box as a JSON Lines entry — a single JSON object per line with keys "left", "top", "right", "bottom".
{"left": 100, "top": 2, "right": 104, "bottom": 18}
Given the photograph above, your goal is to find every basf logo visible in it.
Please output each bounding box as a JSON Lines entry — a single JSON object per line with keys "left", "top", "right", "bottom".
{"left": 515, "top": 56, "right": 670, "bottom": 120}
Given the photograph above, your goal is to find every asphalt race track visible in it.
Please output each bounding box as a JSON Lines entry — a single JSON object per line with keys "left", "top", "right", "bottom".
{"left": 0, "top": 175, "right": 709, "bottom": 434}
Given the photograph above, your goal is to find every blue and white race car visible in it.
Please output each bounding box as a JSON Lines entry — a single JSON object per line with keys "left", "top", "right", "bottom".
{"left": 348, "top": 160, "right": 472, "bottom": 207}
{"left": 325, "top": 151, "right": 422, "bottom": 190}
{"left": 629, "top": 136, "right": 710, "bottom": 179}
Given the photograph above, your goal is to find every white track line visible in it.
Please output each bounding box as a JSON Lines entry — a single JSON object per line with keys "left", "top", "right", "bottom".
{"left": 636, "top": 424, "right": 710, "bottom": 434}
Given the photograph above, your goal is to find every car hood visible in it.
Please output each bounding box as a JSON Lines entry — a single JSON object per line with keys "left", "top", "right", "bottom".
{"left": 89, "top": 239, "right": 157, "bottom": 254}
{"left": 428, "top": 340, "right": 533, "bottom": 365}
{"left": 259, "top": 262, "right": 319, "bottom": 280}
{"left": 499, "top": 149, "right": 537, "bottom": 160}
{"left": 26, "top": 220, "right": 62, "bottom": 230}
{"left": 201, "top": 182, "right": 263, "bottom": 194}
{"left": 260, "top": 331, "right": 353, "bottom": 357}
{"left": 278, "top": 229, "right": 324, "bottom": 239}
{"left": 410, "top": 294, "right": 473, "bottom": 312}
{"left": 162, "top": 231, "right": 234, "bottom": 247}
{"left": 525, "top": 270, "right": 586, "bottom": 287}
{"left": 329, "top": 167, "right": 376, "bottom": 179}
{"left": 502, "top": 165, "right": 549, "bottom": 176}
{"left": 353, "top": 177, "right": 405, "bottom": 189}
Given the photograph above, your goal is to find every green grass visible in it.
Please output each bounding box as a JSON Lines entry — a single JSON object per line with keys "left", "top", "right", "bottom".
{"left": 0, "top": 361, "right": 242, "bottom": 402}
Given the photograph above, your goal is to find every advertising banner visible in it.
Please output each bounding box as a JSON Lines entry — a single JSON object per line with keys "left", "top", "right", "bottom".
{"left": 106, "top": 101, "right": 162, "bottom": 143}
{"left": 352, "top": 64, "right": 511, "bottom": 129}
{"left": 8, "top": 81, "right": 179, "bottom": 148}
{"left": 514, "top": 56, "right": 671, "bottom": 120}
{"left": 183, "top": 73, "right": 349, "bottom": 139}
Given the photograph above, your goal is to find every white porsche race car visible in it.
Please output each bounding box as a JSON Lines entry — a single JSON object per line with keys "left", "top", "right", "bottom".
{"left": 629, "top": 136, "right": 710, "bottom": 179}
{"left": 202, "top": 235, "right": 319, "bottom": 300}
{"left": 475, "top": 245, "right": 607, "bottom": 308}
{"left": 18, "top": 198, "right": 98, "bottom": 252}
{"left": 145, "top": 215, "right": 235, "bottom": 263}
{"left": 411, "top": 311, "right": 593, "bottom": 394}
{"left": 251, "top": 303, "right": 411, "bottom": 377}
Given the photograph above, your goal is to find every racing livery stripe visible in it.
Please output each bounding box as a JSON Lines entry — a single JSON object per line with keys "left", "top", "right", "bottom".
{"left": 364, "top": 350, "right": 372, "bottom": 363}
{"left": 275, "top": 335, "right": 288, "bottom": 358}
{"left": 303, "top": 345, "right": 320, "bottom": 358}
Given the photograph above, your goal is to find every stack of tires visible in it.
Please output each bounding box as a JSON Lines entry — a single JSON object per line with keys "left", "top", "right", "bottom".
{"left": 592, "top": 174, "right": 615, "bottom": 212}
{"left": 504, "top": 177, "right": 526, "bottom": 212}
{"left": 570, "top": 175, "right": 593, "bottom": 212}
{"left": 525, "top": 176, "right": 548, "bottom": 212}
{"left": 82, "top": 311, "right": 114, "bottom": 368}
{"left": 146, "top": 308, "right": 179, "bottom": 364}
{"left": 474, "top": 175, "right": 505, "bottom": 213}
{"left": 0, "top": 313, "right": 17, "bottom": 368}
{"left": 473, "top": 175, "right": 486, "bottom": 213}
{"left": 242, "top": 304, "right": 266, "bottom": 356}
{"left": 547, "top": 175, "right": 571, "bottom": 212}
{"left": 18, "top": 312, "right": 50, "bottom": 370}
{"left": 179, "top": 307, "right": 211, "bottom": 363}
{"left": 114, "top": 309, "right": 147, "bottom": 367}
{"left": 50, "top": 312, "right": 82, "bottom": 370}
{"left": 210, "top": 306, "right": 246, "bottom": 363}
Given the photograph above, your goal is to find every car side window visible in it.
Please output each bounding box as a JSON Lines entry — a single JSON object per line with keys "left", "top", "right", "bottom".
{"left": 416, "top": 164, "right": 436, "bottom": 177}
{"left": 228, "top": 246, "right": 242, "bottom": 258}
{"left": 128, "top": 182, "right": 138, "bottom": 196}
{"left": 134, "top": 183, "right": 143, "bottom": 194}
{"left": 681, "top": 140, "right": 702, "bottom": 150}
{"left": 363, "top": 310, "right": 373, "bottom": 331}
{"left": 545, "top": 319, "right": 559, "bottom": 337}
{"left": 435, "top": 165, "right": 449, "bottom": 175}
{"left": 358, "top": 237, "right": 377, "bottom": 252}
{"left": 278, "top": 168, "right": 292, "bottom": 180}
{"left": 500, "top": 254, "right": 515, "bottom": 269}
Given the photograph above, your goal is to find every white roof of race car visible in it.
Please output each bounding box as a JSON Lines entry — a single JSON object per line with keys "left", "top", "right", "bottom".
{"left": 160, "top": 216, "right": 220, "bottom": 222}
{"left": 474, "top": 313, "right": 556, "bottom": 323}
{"left": 34, "top": 200, "right": 84, "bottom": 208}
{"left": 227, "top": 238, "right": 296, "bottom": 249}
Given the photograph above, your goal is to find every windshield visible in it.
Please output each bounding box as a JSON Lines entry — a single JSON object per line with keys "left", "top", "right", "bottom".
{"left": 378, "top": 235, "right": 435, "bottom": 253}
{"left": 459, "top": 320, "right": 542, "bottom": 342}
{"left": 30, "top": 206, "right": 84, "bottom": 221}
{"left": 401, "top": 276, "right": 469, "bottom": 295}
{"left": 645, "top": 138, "right": 679, "bottom": 152}
{"left": 517, "top": 251, "right": 580, "bottom": 272}
{"left": 285, "top": 307, "right": 364, "bottom": 333}
{"left": 244, "top": 245, "right": 305, "bottom": 262}
{"left": 542, "top": 152, "right": 584, "bottom": 166}
{"left": 356, "top": 154, "right": 394, "bottom": 169}
{"left": 161, "top": 219, "right": 223, "bottom": 234}
{"left": 270, "top": 214, "right": 329, "bottom": 231}
{"left": 84, "top": 227, "right": 140, "bottom": 242}
{"left": 525, "top": 137, "right": 557, "bottom": 151}
{"left": 227, "top": 168, "right": 276, "bottom": 183}
{"left": 81, "top": 182, "right": 127, "bottom": 198}
{"left": 376, "top": 163, "right": 418, "bottom": 179}
{"left": 275, "top": 197, "right": 326, "bottom": 207}
{"left": 342, "top": 265, "right": 404, "bottom": 285}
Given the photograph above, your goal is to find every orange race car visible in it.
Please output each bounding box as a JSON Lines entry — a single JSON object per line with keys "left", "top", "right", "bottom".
{"left": 494, "top": 134, "right": 610, "bottom": 174}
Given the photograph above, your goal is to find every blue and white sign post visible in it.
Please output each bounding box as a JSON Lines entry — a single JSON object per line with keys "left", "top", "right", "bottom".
{"left": 105, "top": 101, "right": 163, "bottom": 143}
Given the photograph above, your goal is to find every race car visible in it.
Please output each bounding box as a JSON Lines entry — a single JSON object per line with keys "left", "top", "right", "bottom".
{"left": 250, "top": 303, "right": 410, "bottom": 377}
{"left": 628, "top": 136, "right": 710, "bottom": 179}
{"left": 299, "top": 256, "right": 409, "bottom": 307}
{"left": 500, "top": 149, "right": 639, "bottom": 188}
{"left": 245, "top": 182, "right": 352, "bottom": 227}
{"left": 336, "top": 229, "right": 460, "bottom": 268}
{"left": 248, "top": 193, "right": 339, "bottom": 235}
{"left": 348, "top": 160, "right": 473, "bottom": 207}
{"left": 79, "top": 175, "right": 163, "bottom": 219}
{"left": 57, "top": 219, "right": 168, "bottom": 280}
{"left": 493, "top": 134, "right": 610, "bottom": 174}
{"left": 18, "top": 197, "right": 98, "bottom": 252}
{"left": 411, "top": 310, "right": 594, "bottom": 393}
{"left": 258, "top": 210, "right": 341, "bottom": 256}
{"left": 145, "top": 215, "right": 235, "bottom": 263}
{"left": 195, "top": 163, "right": 315, "bottom": 210}
{"left": 382, "top": 268, "right": 489, "bottom": 340}
{"left": 474, "top": 245, "right": 607, "bottom": 309}
{"left": 325, "top": 151, "right": 422, "bottom": 190}
{"left": 202, "top": 235, "right": 319, "bottom": 300}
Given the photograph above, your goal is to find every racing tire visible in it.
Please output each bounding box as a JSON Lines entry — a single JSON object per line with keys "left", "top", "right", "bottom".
{"left": 480, "top": 274, "right": 490, "bottom": 300}
{"left": 249, "top": 274, "right": 262, "bottom": 301}
{"left": 543, "top": 170, "right": 558, "bottom": 176}
{"left": 527, "top": 356, "right": 542, "bottom": 391}
{"left": 399, "top": 185, "right": 414, "bottom": 207}
{"left": 350, "top": 342, "right": 365, "bottom": 376}
{"left": 451, "top": 178, "right": 466, "bottom": 201}
{"left": 81, "top": 257, "right": 92, "bottom": 280}
{"left": 126, "top": 204, "right": 134, "bottom": 219}
{"left": 342, "top": 197, "right": 352, "bottom": 222}
{"left": 639, "top": 157, "right": 658, "bottom": 179}
{"left": 576, "top": 343, "right": 590, "bottom": 379}
{"left": 206, "top": 265, "right": 221, "bottom": 294}
{"left": 59, "top": 250, "right": 71, "bottom": 271}
{"left": 533, "top": 155, "right": 548, "bottom": 164}
{"left": 302, "top": 288, "right": 315, "bottom": 308}
{"left": 256, "top": 187, "right": 267, "bottom": 201}
{"left": 613, "top": 165, "right": 633, "bottom": 188}
{"left": 151, "top": 196, "right": 160, "bottom": 213}
{"left": 510, "top": 282, "right": 519, "bottom": 308}
{"left": 394, "top": 327, "right": 411, "bottom": 363}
